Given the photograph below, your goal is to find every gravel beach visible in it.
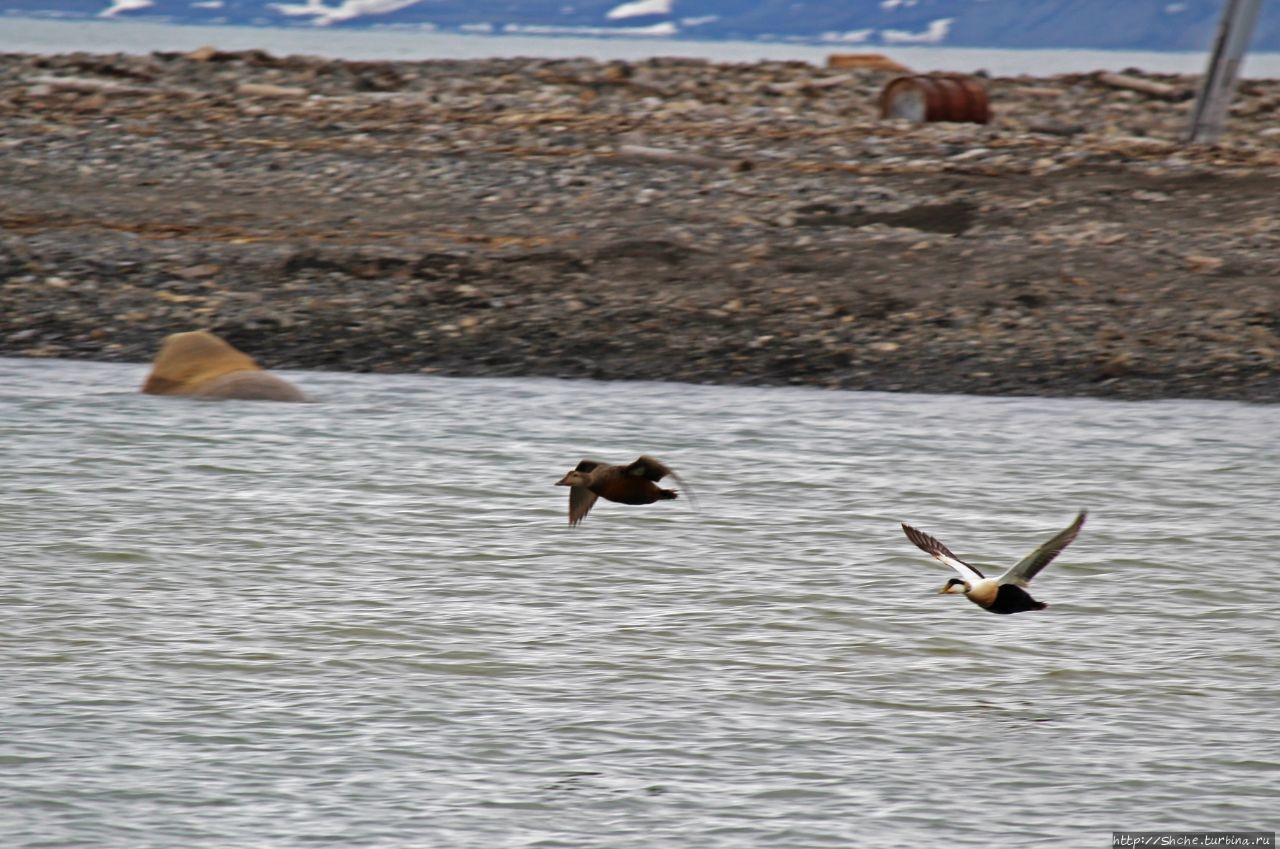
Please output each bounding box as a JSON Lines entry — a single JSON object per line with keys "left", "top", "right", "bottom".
{"left": 2, "top": 48, "right": 1279, "bottom": 401}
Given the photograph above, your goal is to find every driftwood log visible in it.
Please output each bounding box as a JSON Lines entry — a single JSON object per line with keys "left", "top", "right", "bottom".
{"left": 1096, "top": 71, "right": 1191, "bottom": 101}
{"left": 613, "top": 144, "right": 752, "bottom": 172}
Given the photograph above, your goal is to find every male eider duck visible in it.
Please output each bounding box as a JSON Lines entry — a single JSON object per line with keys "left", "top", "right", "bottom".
{"left": 901, "top": 511, "right": 1086, "bottom": 614}
{"left": 555, "top": 456, "right": 685, "bottom": 526}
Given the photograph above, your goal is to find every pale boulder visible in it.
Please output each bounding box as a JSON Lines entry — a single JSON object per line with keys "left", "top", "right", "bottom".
{"left": 141, "top": 330, "right": 308, "bottom": 402}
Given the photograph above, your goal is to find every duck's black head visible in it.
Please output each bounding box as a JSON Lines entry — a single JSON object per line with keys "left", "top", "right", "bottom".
{"left": 939, "top": 577, "right": 969, "bottom": 595}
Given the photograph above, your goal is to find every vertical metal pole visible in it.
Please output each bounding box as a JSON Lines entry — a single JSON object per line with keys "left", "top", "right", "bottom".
{"left": 1186, "top": 0, "right": 1263, "bottom": 144}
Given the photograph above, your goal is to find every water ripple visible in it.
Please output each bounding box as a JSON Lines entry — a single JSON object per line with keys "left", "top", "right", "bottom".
{"left": 2, "top": 358, "right": 1278, "bottom": 848}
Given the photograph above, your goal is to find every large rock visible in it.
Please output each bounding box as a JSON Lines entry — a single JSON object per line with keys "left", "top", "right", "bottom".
{"left": 141, "top": 330, "right": 308, "bottom": 402}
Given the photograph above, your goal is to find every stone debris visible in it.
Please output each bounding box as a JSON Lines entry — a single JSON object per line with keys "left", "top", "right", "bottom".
{"left": 826, "top": 53, "right": 912, "bottom": 73}
{"left": 235, "top": 81, "right": 310, "bottom": 98}
{"left": 1, "top": 49, "right": 1279, "bottom": 401}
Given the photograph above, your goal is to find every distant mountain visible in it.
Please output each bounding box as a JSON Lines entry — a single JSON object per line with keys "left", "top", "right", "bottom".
{"left": 5, "top": 0, "right": 1280, "bottom": 53}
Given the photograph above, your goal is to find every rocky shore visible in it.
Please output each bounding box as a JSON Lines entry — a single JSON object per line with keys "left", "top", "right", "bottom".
{"left": 2, "top": 48, "right": 1280, "bottom": 401}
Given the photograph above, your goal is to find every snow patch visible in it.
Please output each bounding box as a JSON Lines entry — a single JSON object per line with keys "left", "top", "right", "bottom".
{"left": 882, "top": 17, "right": 953, "bottom": 44}
{"left": 99, "top": 0, "right": 153, "bottom": 17}
{"left": 504, "top": 21, "right": 678, "bottom": 37}
{"left": 819, "top": 29, "right": 874, "bottom": 44}
{"left": 606, "top": 0, "right": 671, "bottom": 21}
{"left": 270, "top": 0, "right": 422, "bottom": 26}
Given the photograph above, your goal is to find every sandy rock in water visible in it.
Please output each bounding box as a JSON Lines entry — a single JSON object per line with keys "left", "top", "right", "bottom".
{"left": 142, "top": 330, "right": 308, "bottom": 402}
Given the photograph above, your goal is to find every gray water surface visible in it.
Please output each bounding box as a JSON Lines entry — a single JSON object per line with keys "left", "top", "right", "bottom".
{"left": 7, "top": 18, "right": 1280, "bottom": 77}
{"left": 2, "top": 357, "right": 1277, "bottom": 848}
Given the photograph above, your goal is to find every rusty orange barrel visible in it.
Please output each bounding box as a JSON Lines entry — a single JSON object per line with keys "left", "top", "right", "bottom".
{"left": 879, "top": 74, "right": 991, "bottom": 124}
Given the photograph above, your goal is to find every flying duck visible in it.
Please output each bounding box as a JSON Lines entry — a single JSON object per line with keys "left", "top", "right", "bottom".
{"left": 901, "top": 511, "right": 1086, "bottom": 614}
{"left": 555, "top": 455, "right": 685, "bottom": 526}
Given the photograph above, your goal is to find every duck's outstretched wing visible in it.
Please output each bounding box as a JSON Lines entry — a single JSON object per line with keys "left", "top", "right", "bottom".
{"left": 901, "top": 523, "right": 986, "bottom": 583}
{"left": 627, "top": 455, "right": 694, "bottom": 508}
{"left": 568, "top": 486, "right": 600, "bottom": 527}
{"left": 625, "top": 456, "right": 677, "bottom": 482}
{"left": 996, "top": 511, "right": 1086, "bottom": 587}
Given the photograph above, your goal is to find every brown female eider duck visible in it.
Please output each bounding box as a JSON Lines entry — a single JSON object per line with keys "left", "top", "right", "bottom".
{"left": 555, "top": 455, "right": 685, "bottom": 526}
{"left": 901, "top": 511, "right": 1086, "bottom": 614}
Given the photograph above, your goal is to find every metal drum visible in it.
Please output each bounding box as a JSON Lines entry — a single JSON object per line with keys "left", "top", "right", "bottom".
{"left": 879, "top": 74, "right": 991, "bottom": 124}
